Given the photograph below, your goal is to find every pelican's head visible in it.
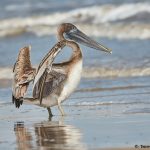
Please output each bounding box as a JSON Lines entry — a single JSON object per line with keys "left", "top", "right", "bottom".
{"left": 57, "top": 23, "right": 112, "bottom": 54}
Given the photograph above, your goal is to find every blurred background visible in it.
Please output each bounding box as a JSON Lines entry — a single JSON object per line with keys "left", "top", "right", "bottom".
{"left": 0, "top": 1, "right": 150, "bottom": 149}
{"left": 0, "top": 0, "right": 150, "bottom": 82}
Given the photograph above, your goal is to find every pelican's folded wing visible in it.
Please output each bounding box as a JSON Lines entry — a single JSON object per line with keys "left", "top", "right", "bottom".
{"left": 33, "top": 41, "right": 66, "bottom": 90}
{"left": 32, "top": 40, "right": 66, "bottom": 101}
{"left": 33, "top": 70, "right": 67, "bottom": 104}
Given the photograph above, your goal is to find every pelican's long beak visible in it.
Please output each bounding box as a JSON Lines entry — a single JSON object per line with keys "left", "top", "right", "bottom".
{"left": 65, "top": 29, "right": 112, "bottom": 54}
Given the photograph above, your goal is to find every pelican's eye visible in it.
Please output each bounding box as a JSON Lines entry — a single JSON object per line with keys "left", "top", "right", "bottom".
{"left": 69, "top": 27, "right": 77, "bottom": 34}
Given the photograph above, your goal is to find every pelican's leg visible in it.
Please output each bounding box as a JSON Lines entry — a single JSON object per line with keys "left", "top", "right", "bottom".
{"left": 57, "top": 100, "right": 65, "bottom": 116}
{"left": 47, "top": 107, "right": 53, "bottom": 119}
{"left": 12, "top": 94, "right": 15, "bottom": 104}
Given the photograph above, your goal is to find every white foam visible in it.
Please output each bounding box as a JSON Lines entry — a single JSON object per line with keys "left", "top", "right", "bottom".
{"left": 0, "top": 68, "right": 13, "bottom": 79}
{"left": 1, "top": 67, "right": 150, "bottom": 80}
{"left": 5, "top": 2, "right": 50, "bottom": 12}
{"left": 95, "top": 3, "right": 150, "bottom": 23}
{"left": 82, "top": 67, "right": 150, "bottom": 78}
{"left": 5, "top": 3, "right": 31, "bottom": 11}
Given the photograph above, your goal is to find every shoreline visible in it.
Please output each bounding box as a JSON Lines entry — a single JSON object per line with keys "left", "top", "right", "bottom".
{"left": 0, "top": 104, "right": 150, "bottom": 149}
{"left": 0, "top": 74, "right": 150, "bottom": 149}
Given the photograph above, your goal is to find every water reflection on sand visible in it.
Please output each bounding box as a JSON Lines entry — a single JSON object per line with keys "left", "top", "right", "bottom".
{"left": 14, "top": 118, "right": 87, "bottom": 150}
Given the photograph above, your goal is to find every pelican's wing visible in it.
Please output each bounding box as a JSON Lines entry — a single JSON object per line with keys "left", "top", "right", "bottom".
{"left": 13, "top": 46, "right": 33, "bottom": 81}
{"left": 33, "top": 41, "right": 66, "bottom": 90}
{"left": 33, "top": 69, "right": 67, "bottom": 104}
{"left": 12, "top": 46, "right": 35, "bottom": 108}
{"left": 37, "top": 69, "right": 48, "bottom": 104}
{"left": 17, "top": 70, "right": 36, "bottom": 85}
{"left": 32, "top": 40, "right": 66, "bottom": 101}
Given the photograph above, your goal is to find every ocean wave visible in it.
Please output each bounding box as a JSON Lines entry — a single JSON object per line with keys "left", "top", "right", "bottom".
{"left": 67, "top": 101, "right": 150, "bottom": 106}
{"left": 5, "top": 3, "right": 32, "bottom": 11}
{"left": 0, "top": 3, "right": 150, "bottom": 39}
{"left": 5, "top": 2, "right": 50, "bottom": 12}
{"left": 69, "top": 2, "right": 150, "bottom": 23}
{"left": 0, "top": 67, "right": 150, "bottom": 80}
{"left": 124, "top": 108, "right": 150, "bottom": 114}
{"left": 82, "top": 67, "right": 150, "bottom": 78}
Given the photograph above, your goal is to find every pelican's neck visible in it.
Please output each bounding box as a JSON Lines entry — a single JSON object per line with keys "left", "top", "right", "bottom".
{"left": 57, "top": 25, "right": 65, "bottom": 41}
{"left": 66, "top": 40, "right": 82, "bottom": 62}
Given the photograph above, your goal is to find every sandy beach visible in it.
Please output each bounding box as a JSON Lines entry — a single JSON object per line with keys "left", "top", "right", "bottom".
{"left": 1, "top": 103, "right": 150, "bottom": 150}
{"left": 0, "top": 105, "right": 150, "bottom": 150}
{"left": 0, "top": 76, "right": 150, "bottom": 149}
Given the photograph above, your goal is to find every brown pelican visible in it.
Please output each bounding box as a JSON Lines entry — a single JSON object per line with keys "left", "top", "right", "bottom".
{"left": 12, "top": 23, "right": 111, "bottom": 117}
{"left": 32, "top": 23, "right": 111, "bottom": 117}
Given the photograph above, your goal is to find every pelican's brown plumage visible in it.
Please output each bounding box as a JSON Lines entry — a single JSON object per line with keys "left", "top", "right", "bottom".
{"left": 12, "top": 23, "right": 111, "bottom": 117}
{"left": 12, "top": 46, "right": 36, "bottom": 108}
{"left": 31, "top": 23, "right": 111, "bottom": 117}
{"left": 32, "top": 39, "right": 82, "bottom": 116}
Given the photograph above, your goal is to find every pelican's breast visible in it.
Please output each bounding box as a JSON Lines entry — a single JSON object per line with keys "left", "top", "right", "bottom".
{"left": 60, "top": 59, "right": 83, "bottom": 102}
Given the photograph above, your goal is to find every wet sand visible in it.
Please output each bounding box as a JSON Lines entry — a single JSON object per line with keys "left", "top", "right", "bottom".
{"left": 0, "top": 76, "right": 150, "bottom": 149}
{"left": 0, "top": 104, "right": 150, "bottom": 150}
